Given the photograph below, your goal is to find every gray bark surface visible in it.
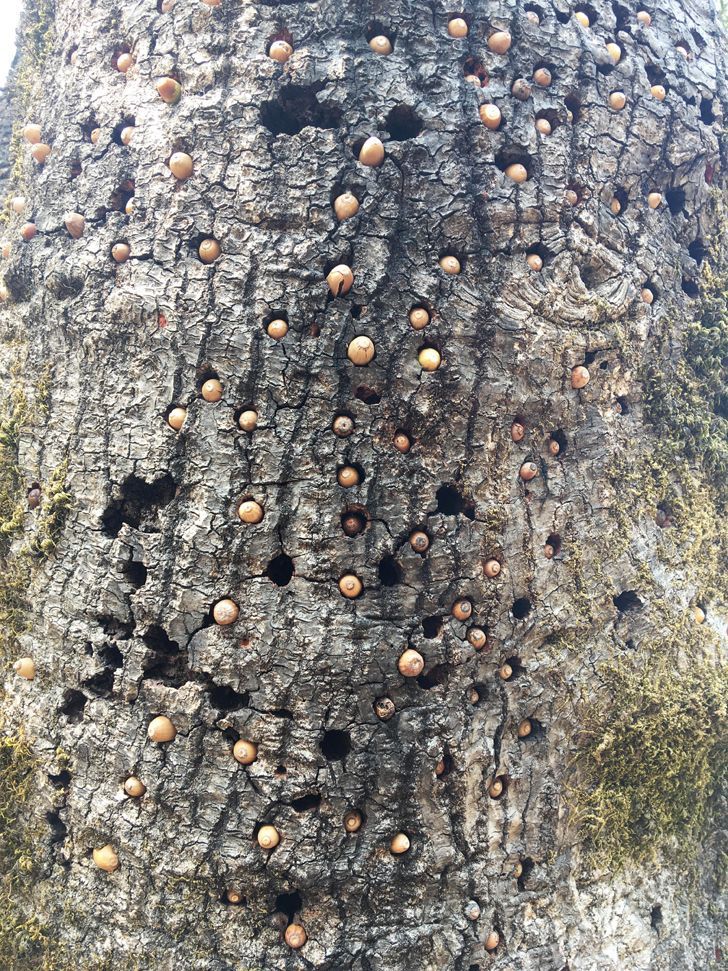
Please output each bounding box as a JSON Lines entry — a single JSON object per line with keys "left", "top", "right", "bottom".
{"left": 0, "top": 0, "right": 726, "bottom": 969}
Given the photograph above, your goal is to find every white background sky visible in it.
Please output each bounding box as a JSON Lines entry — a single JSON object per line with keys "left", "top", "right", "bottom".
{"left": 1, "top": 0, "right": 22, "bottom": 87}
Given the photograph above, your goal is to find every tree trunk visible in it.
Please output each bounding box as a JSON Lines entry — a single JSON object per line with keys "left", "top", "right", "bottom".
{"left": 0, "top": 0, "right": 726, "bottom": 969}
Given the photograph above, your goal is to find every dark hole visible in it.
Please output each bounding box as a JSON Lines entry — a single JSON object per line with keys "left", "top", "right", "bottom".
{"left": 527, "top": 242, "right": 551, "bottom": 265}
{"left": 583, "top": 350, "right": 598, "bottom": 365}
{"left": 123, "top": 559, "right": 147, "bottom": 588}
{"left": 645, "top": 64, "right": 667, "bottom": 87}
{"left": 468, "top": 682, "right": 487, "bottom": 705}
{"left": 266, "top": 553, "right": 294, "bottom": 586}
{"left": 546, "top": 533, "right": 562, "bottom": 556}
{"left": 435, "top": 483, "right": 474, "bottom": 518}
{"left": 385, "top": 104, "right": 423, "bottom": 141}
{"left": 208, "top": 683, "right": 249, "bottom": 711}
{"left": 518, "top": 717, "right": 544, "bottom": 741}
{"left": 355, "top": 385, "right": 381, "bottom": 405}
{"left": 681, "top": 278, "right": 700, "bottom": 298}
{"left": 378, "top": 554, "right": 402, "bottom": 586}
{"left": 46, "top": 811, "right": 68, "bottom": 844}
{"left": 97, "top": 615, "right": 135, "bottom": 639}
{"left": 142, "top": 626, "right": 189, "bottom": 687}
{"left": 512, "top": 597, "right": 532, "bottom": 620}
{"left": 365, "top": 20, "right": 394, "bottom": 45}
{"left": 612, "top": 2, "right": 631, "bottom": 30}
{"left": 143, "top": 625, "right": 177, "bottom": 654}
{"left": 275, "top": 765, "right": 287, "bottom": 775}
{"left": 102, "top": 473, "right": 176, "bottom": 537}
{"left": 613, "top": 590, "right": 643, "bottom": 612}
{"left": 517, "top": 857, "right": 535, "bottom": 890}
{"left": 651, "top": 904, "right": 663, "bottom": 930}
{"left": 60, "top": 690, "right": 87, "bottom": 724}
{"left": 524, "top": 3, "right": 544, "bottom": 21}
{"left": 271, "top": 708, "right": 294, "bottom": 719}
{"left": 417, "top": 663, "right": 452, "bottom": 689}
{"left": 275, "top": 890, "right": 302, "bottom": 923}
{"left": 463, "top": 56, "right": 488, "bottom": 83}
{"left": 84, "top": 643, "right": 93, "bottom": 656}
{"left": 260, "top": 85, "right": 343, "bottom": 136}
{"left": 350, "top": 304, "right": 366, "bottom": 319}
{"left": 688, "top": 239, "right": 706, "bottom": 264}
{"left": 700, "top": 98, "right": 715, "bottom": 124}
{"left": 112, "top": 117, "right": 135, "bottom": 146}
{"left": 495, "top": 146, "right": 532, "bottom": 177}
{"left": 422, "top": 615, "right": 443, "bottom": 638}
{"left": 551, "top": 429, "right": 568, "bottom": 453}
{"left": 554, "top": 8, "right": 569, "bottom": 22}
{"left": 503, "top": 656, "right": 524, "bottom": 679}
{"left": 565, "top": 94, "right": 581, "bottom": 122}
{"left": 690, "top": 29, "right": 705, "bottom": 49}
{"left": 48, "top": 769, "right": 71, "bottom": 788}
{"left": 82, "top": 666, "right": 116, "bottom": 696}
{"left": 320, "top": 729, "right": 351, "bottom": 761}
{"left": 616, "top": 395, "right": 630, "bottom": 414}
{"left": 612, "top": 187, "right": 629, "bottom": 214}
{"left": 290, "top": 793, "right": 321, "bottom": 812}
{"left": 665, "top": 187, "right": 686, "bottom": 215}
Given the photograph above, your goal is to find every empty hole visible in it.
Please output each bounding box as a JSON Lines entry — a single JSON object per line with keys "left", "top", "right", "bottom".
{"left": 700, "top": 98, "right": 715, "bottom": 124}
{"left": 583, "top": 350, "right": 598, "bottom": 365}
{"left": 682, "top": 278, "right": 700, "bottom": 298}
{"left": 690, "top": 29, "right": 706, "bottom": 50}
{"left": 512, "top": 597, "right": 532, "bottom": 619}
{"left": 435, "top": 483, "right": 475, "bottom": 519}
{"left": 613, "top": 590, "right": 643, "bottom": 611}
{"left": 350, "top": 304, "right": 366, "bottom": 319}
{"left": 565, "top": 94, "right": 581, "bottom": 122}
{"left": 385, "top": 104, "right": 423, "bottom": 141}
{"left": 48, "top": 769, "right": 72, "bottom": 788}
{"left": 266, "top": 554, "right": 294, "bottom": 586}
{"left": 290, "top": 793, "right": 321, "bottom": 812}
{"left": 688, "top": 239, "right": 706, "bottom": 264}
{"left": 378, "top": 555, "right": 402, "bottom": 586}
{"left": 320, "top": 729, "right": 351, "bottom": 761}
{"left": 275, "top": 890, "right": 302, "bottom": 923}
{"left": 208, "top": 683, "right": 249, "bottom": 711}
{"left": 612, "top": 2, "right": 631, "bottom": 30}
{"left": 260, "top": 85, "right": 343, "bottom": 136}
{"left": 46, "top": 811, "right": 68, "bottom": 844}
{"left": 365, "top": 19, "right": 393, "bottom": 43}
{"left": 422, "top": 615, "right": 443, "bottom": 638}
{"left": 123, "top": 559, "right": 147, "bottom": 588}
{"left": 651, "top": 905, "right": 663, "bottom": 930}
{"left": 665, "top": 187, "right": 686, "bottom": 215}
{"left": 142, "top": 626, "right": 188, "bottom": 687}
{"left": 102, "top": 473, "right": 176, "bottom": 537}
{"left": 355, "top": 385, "right": 381, "bottom": 405}
{"left": 272, "top": 708, "right": 294, "bottom": 720}
{"left": 616, "top": 395, "right": 630, "bottom": 414}
{"left": 417, "top": 663, "right": 452, "bottom": 689}
{"left": 60, "top": 690, "right": 87, "bottom": 724}
{"left": 554, "top": 8, "right": 569, "bottom": 23}
{"left": 274, "top": 765, "right": 287, "bottom": 775}
{"left": 517, "top": 857, "right": 535, "bottom": 890}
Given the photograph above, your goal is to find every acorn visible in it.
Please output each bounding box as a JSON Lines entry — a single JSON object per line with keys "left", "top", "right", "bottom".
{"left": 548, "top": 439, "right": 560, "bottom": 456}
{"left": 344, "top": 809, "right": 363, "bottom": 832}
{"left": 27, "top": 487, "right": 41, "bottom": 509}
{"left": 93, "top": 845, "right": 119, "bottom": 873}
{"left": 120, "top": 126, "right": 135, "bottom": 146}
{"left": 609, "top": 91, "right": 626, "bottom": 110}
{"left": 14, "top": 658, "right": 35, "bottom": 680}
{"left": 167, "top": 407, "right": 187, "bottom": 431}
{"left": 269, "top": 40, "right": 293, "bottom": 63}
{"left": 257, "top": 825, "right": 280, "bottom": 850}
{"left": 390, "top": 832, "right": 410, "bottom": 854}
{"left": 339, "top": 574, "right": 363, "bottom": 598}
{"left": 511, "top": 421, "right": 525, "bottom": 442}
{"left": 484, "top": 559, "right": 501, "bottom": 579}
{"left": 479, "top": 104, "right": 502, "bottom": 130}
{"left": 435, "top": 759, "right": 446, "bottom": 776}
{"left": 238, "top": 500, "right": 264, "bottom": 524}
{"left": 199, "top": 239, "right": 221, "bottom": 264}
{"left": 544, "top": 542, "right": 555, "bottom": 559}
{"left": 513, "top": 860, "right": 523, "bottom": 878}
{"left": 213, "top": 599, "right": 239, "bottom": 625}
{"left": 511, "top": 78, "right": 532, "bottom": 100}
{"left": 468, "top": 627, "right": 487, "bottom": 650}
{"left": 525, "top": 10, "right": 540, "bottom": 23}
{"left": 116, "top": 52, "right": 134, "bottom": 73}
{"left": 409, "top": 530, "right": 429, "bottom": 553}
{"left": 518, "top": 719, "right": 532, "bottom": 738}
{"left": 201, "top": 378, "right": 223, "bottom": 401}
{"left": 124, "top": 776, "right": 146, "bottom": 797}
{"left": 488, "top": 30, "right": 512, "bottom": 54}
{"left": 374, "top": 697, "right": 395, "bottom": 720}
{"left": 369, "top": 35, "right": 393, "bottom": 55}
{"left": 285, "top": 925, "right": 307, "bottom": 949}
{"left": 334, "top": 192, "right": 359, "bottom": 221}
{"left": 519, "top": 462, "right": 538, "bottom": 481}
{"left": 452, "top": 599, "right": 472, "bottom": 621}
{"left": 64, "top": 212, "right": 86, "bottom": 239}
{"left": 641, "top": 287, "right": 654, "bottom": 305}
{"left": 169, "top": 152, "right": 193, "bottom": 180}
{"left": 575, "top": 11, "right": 590, "bottom": 27}
{"left": 233, "top": 740, "right": 258, "bottom": 765}
{"left": 358, "top": 137, "right": 385, "bottom": 167}
{"left": 468, "top": 687, "right": 480, "bottom": 705}
{"left": 112, "top": 243, "right": 130, "bottom": 263}
{"left": 505, "top": 163, "right": 528, "bottom": 183}
{"left": 148, "top": 716, "right": 177, "bottom": 743}
{"left": 610, "top": 197, "right": 622, "bottom": 216}
{"left": 636, "top": 10, "right": 652, "bottom": 26}
{"left": 409, "top": 307, "right": 430, "bottom": 330}
{"left": 20, "top": 224, "right": 37, "bottom": 242}
{"left": 347, "top": 335, "right": 375, "bottom": 364}
{"left": 488, "top": 778, "right": 504, "bottom": 799}
{"left": 565, "top": 189, "right": 579, "bottom": 205}
{"left": 447, "top": 17, "right": 468, "bottom": 38}
{"left": 485, "top": 930, "right": 500, "bottom": 952}
{"left": 328, "top": 264, "right": 354, "bottom": 296}
{"left": 499, "top": 663, "right": 513, "bottom": 680}
{"left": 606, "top": 42, "right": 621, "bottom": 63}
{"left": 333, "top": 415, "right": 354, "bottom": 437}
{"left": 23, "top": 124, "right": 42, "bottom": 144}
{"left": 571, "top": 365, "right": 590, "bottom": 389}
{"left": 31, "top": 144, "right": 51, "bottom": 164}
{"left": 398, "top": 648, "right": 424, "bottom": 677}
{"left": 535, "top": 119, "right": 551, "bottom": 136}
{"left": 202, "top": 0, "right": 222, "bottom": 5}
{"left": 225, "top": 405, "right": 251, "bottom": 432}
{"left": 647, "top": 192, "right": 662, "bottom": 209}
{"left": 337, "top": 466, "right": 360, "bottom": 488}
{"left": 465, "top": 75, "right": 482, "bottom": 86}
{"left": 651, "top": 84, "right": 666, "bottom": 101}
{"left": 11, "top": 196, "right": 26, "bottom": 214}
{"left": 225, "top": 888, "right": 244, "bottom": 904}
{"left": 156, "top": 77, "right": 182, "bottom": 104}
{"left": 533, "top": 67, "right": 551, "bottom": 87}
{"left": 692, "top": 606, "right": 706, "bottom": 624}
{"left": 439, "top": 255, "right": 461, "bottom": 274}
{"left": 267, "top": 318, "right": 288, "bottom": 340}
{"left": 465, "top": 901, "right": 481, "bottom": 920}
{"left": 393, "top": 431, "right": 411, "bottom": 453}
{"left": 526, "top": 252, "right": 543, "bottom": 270}
{"left": 418, "top": 348, "right": 441, "bottom": 371}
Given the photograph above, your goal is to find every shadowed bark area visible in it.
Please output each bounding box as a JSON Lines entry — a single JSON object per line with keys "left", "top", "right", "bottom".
{"left": 0, "top": 0, "right": 726, "bottom": 969}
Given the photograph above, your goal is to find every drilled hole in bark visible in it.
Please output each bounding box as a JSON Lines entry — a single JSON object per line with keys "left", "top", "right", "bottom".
{"left": 341, "top": 509, "right": 368, "bottom": 537}
{"left": 550, "top": 428, "right": 568, "bottom": 453}
{"left": 612, "top": 2, "right": 632, "bottom": 30}
{"left": 575, "top": 3, "right": 598, "bottom": 22}
{"left": 266, "top": 28, "right": 294, "bottom": 51}
{"left": 518, "top": 717, "right": 544, "bottom": 740}
{"left": 651, "top": 904, "right": 663, "bottom": 930}
{"left": 615, "top": 395, "right": 630, "bottom": 415}
{"left": 690, "top": 29, "right": 706, "bottom": 49}
{"left": 272, "top": 709, "right": 294, "bottom": 719}
{"left": 98, "top": 615, "right": 135, "bottom": 638}
{"left": 682, "top": 278, "right": 700, "bottom": 298}
{"left": 564, "top": 93, "right": 581, "bottom": 121}
{"left": 527, "top": 242, "right": 551, "bottom": 266}
{"left": 535, "top": 108, "right": 560, "bottom": 131}
{"left": 463, "top": 56, "right": 488, "bottom": 83}
{"left": 123, "top": 559, "right": 147, "bottom": 588}
{"left": 436, "top": 483, "right": 475, "bottom": 519}
{"left": 385, "top": 104, "right": 423, "bottom": 141}
{"left": 512, "top": 597, "right": 532, "bottom": 620}
{"left": 350, "top": 304, "right": 367, "bottom": 319}
{"left": 355, "top": 385, "right": 381, "bottom": 405}
{"left": 266, "top": 553, "right": 294, "bottom": 586}
{"left": 645, "top": 64, "right": 668, "bottom": 91}
{"left": 665, "top": 187, "right": 686, "bottom": 215}
{"left": 502, "top": 656, "right": 524, "bottom": 680}
{"left": 60, "top": 690, "right": 87, "bottom": 724}
{"left": 554, "top": 8, "right": 569, "bottom": 22}
{"left": 517, "top": 857, "right": 534, "bottom": 889}
{"left": 417, "top": 663, "right": 452, "bottom": 689}
{"left": 583, "top": 350, "right": 598, "bottom": 366}
{"left": 209, "top": 683, "right": 249, "bottom": 711}
{"left": 613, "top": 590, "right": 642, "bottom": 611}
{"left": 365, "top": 20, "right": 395, "bottom": 47}
{"left": 275, "top": 890, "right": 302, "bottom": 923}
{"left": 102, "top": 474, "right": 176, "bottom": 537}
{"left": 378, "top": 555, "right": 402, "bottom": 586}
{"left": 112, "top": 117, "right": 135, "bottom": 145}
{"left": 291, "top": 793, "right": 321, "bottom": 812}
{"left": 320, "top": 729, "right": 350, "bottom": 760}
{"left": 46, "top": 811, "right": 68, "bottom": 844}
{"left": 48, "top": 769, "right": 71, "bottom": 788}
{"left": 495, "top": 147, "right": 532, "bottom": 177}
{"left": 110, "top": 181, "right": 135, "bottom": 213}
{"left": 274, "top": 765, "right": 287, "bottom": 775}
{"left": 260, "top": 86, "right": 343, "bottom": 135}
{"left": 688, "top": 239, "right": 706, "bottom": 264}
{"left": 546, "top": 532, "right": 562, "bottom": 556}
{"left": 422, "top": 615, "right": 443, "bottom": 638}
{"left": 142, "top": 627, "right": 188, "bottom": 686}
{"left": 82, "top": 646, "right": 120, "bottom": 694}
{"left": 524, "top": 3, "right": 545, "bottom": 22}
{"left": 468, "top": 682, "right": 487, "bottom": 705}
{"left": 700, "top": 98, "right": 715, "bottom": 124}
{"left": 69, "top": 159, "right": 82, "bottom": 180}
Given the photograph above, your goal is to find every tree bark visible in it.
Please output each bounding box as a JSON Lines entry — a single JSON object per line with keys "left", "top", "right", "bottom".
{"left": 0, "top": 0, "right": 726, "bottom": 969}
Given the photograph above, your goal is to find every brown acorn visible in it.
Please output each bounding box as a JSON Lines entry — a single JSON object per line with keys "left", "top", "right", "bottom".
{"left": 452, "top": 599, "right": 472, "bottom": 621}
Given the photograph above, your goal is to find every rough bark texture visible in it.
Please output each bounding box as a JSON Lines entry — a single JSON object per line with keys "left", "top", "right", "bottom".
{"left": 0, "top": 1, "right": 726, "bottom": 970}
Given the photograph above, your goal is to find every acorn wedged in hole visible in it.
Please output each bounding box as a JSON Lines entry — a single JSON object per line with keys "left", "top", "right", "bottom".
{"left": 390, "top": 832, "right": 410, "bottom": 854}
{"left": 499, "top": 663, "right": 513, "bottom": 680}
{"left": 409, "top": 307, "right": 430, "bottom": 330}
{"left": 409, "top": 530, "right": 429, "bottom": 553}
{"left": 358, "top": 137, "right": 385, "bottom": 167}
{"left": 169, "top": 152, "right": 193, "bottom": 180}
{"left": 148, "top": 715, "right": 176, "bottom": 743}
{"left": 213, "top": 598, "right": 239, "bottom": 625}
{"left": 93, "top": 845, "right": 119, "bottom": 873}
{"left": 518, "top": 718, "right": 532, "bottom": 738}
{"left": 342, "top": 512, "right": 365, "bottom": 536}
{"left": 447, "top": 17, "right": 468, "bottom": 38}
{"left": 419, "top": 347, "right": 441, "bottom": 371}
{"left": 238, "top": 499, "right": 264, "bottom": 524}
{"left": 257, "top": 824, "right": 280, "bottom": 850}
{"left": 452, "top": 598, "right": 472, "bottom": 621}
{"left": 334, "top": 192, "right": 359, "bottom": 221}
{"left": 233, "top": 739, "right": 258, "bottom": 765}
{"left": 344, "top": 809, "right": 363, "bottom": 832}
{"left": 374, "top": 697, "right": 395, "bottom": 720}
{"left": 519, "top": 462, "right": 538, "bottom": 481}
{"left": 488, "top": 778, "right": 504, "bottom": 799}
{"left": 124, "top": 776, "right": 146, "bottom": 797}
{"left": 199, "top": 239, "right": 221, "bottom": 264}
{"left": 156, "top": 77, "right": 182, "bottom": 104}
{"left": 571, "top": 365, "right": 590, "bottom": 389}
{"left": 347, "top": 335, "right": 374, "bottom": 364}
{"left": 467, "top": 627, "right": 487, "bottom": 650}
{"left": 511, "top": 420, "right": 525, "bottom": 442}
{"left": 31, "top": 143, "right": 51, "bottom": 164}
{"left": 439, "top": 255, "right": 460, "bottom": 274}
{"left": 369, "top": 35, "right": 393, "bottom": 55}
{"left": 479, "top": 104, "right": 502, "bottom": 130}
{"left": 328, "top": 264, "right": 354, "bottom": 296}
{"left": 488, "top": 30, "right": 511, "bottom": 54}
{"left": 398, "top": 648, "right": 424, "bottom": 677}
{"left": 333, "top": 415, "right": 354, "bottom": 437}
{"left": 201, "top": 378, "right": 223, "bottom": 401}
{"left": 338, "top": 466, "right": 360, "bottom": 488}
{"left": 269, "top": 41, "right": 293, "bottom": 63}
{"left": 14, "top": 657, "right": 35, "bottom": 680}
{"left": 339, "top": 574, "right": 363, "bottom": 598}
{"left": 505, "top": 163, "right": 528, "bottom": 183}
{"left": 484, "top": 559, "right": 501, "bottom": 578}
{"left": 485, "top": 930, "right": 500, "bottom": 952}
{"left": 285, "top": 924, "right": 307, "bottom": 949}
{"left": 393, "top": 431, "right": 411, "bottom": 453}
{"left": 238, "top": 409, "right": 258, "bottom": 432}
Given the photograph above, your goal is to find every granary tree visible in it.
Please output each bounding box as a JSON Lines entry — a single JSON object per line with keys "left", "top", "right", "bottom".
{"left": 0, "top": 0, "right": 726, "bottom": 968}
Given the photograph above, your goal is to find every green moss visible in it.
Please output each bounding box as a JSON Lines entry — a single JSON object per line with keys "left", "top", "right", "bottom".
{"left": 27, "top": 459, "right": 72, "bottom": 559}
